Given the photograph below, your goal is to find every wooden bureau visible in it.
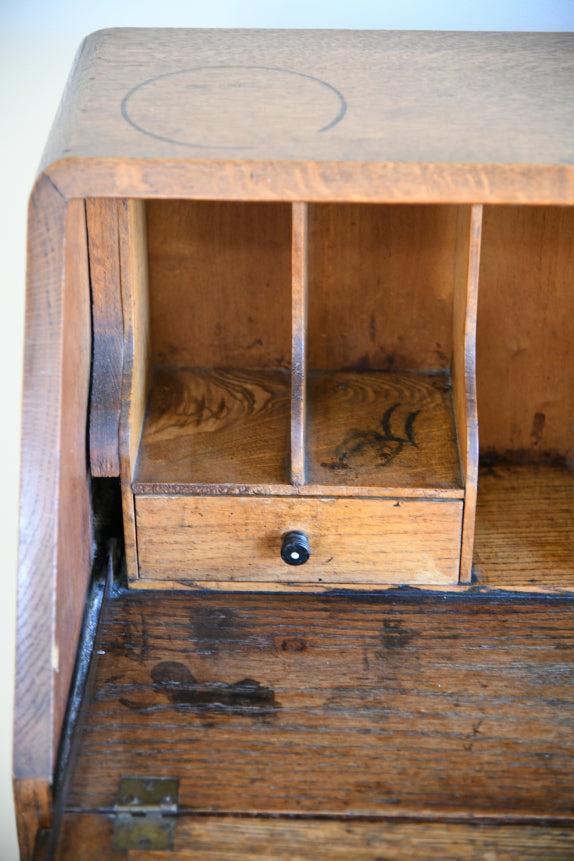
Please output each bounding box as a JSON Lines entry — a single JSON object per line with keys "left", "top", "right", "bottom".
{"left": 14, "top": 29, "right": 574, "bottom": 859}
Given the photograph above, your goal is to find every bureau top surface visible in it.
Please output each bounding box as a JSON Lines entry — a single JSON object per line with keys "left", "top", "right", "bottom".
{"left": 40, "top": 29, "right": 574, "bottom": 202}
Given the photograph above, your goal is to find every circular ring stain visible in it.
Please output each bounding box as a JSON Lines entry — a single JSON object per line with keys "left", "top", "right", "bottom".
{"left": 121, "top": 65, "right": 347, "bottom": 149}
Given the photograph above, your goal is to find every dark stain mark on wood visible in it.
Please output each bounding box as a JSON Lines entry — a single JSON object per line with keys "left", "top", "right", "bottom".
{"left": 322, "top": 403, "right": 420, "bottom": 471}
{"left": 119, "top": 661, "right": 279, "bottom": 717}
{"left": 191, "top": 607, "right": 243, "bottom": 655}
{"left": 280, "top": 637, "right": 307, "bottom": 652}
{"left": 379, "top": 619, "right": 417, "bottom": 649}
{"left": 150, "top": 662, "right": 279, "bottom": 715}
{"left": 531, "top": 411, "right": 546, "bottom": 446}
{"left": 108, "top": 613, "right": 151, "bottom": 665}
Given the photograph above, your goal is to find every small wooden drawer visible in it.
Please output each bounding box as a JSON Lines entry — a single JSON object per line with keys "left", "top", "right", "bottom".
{"left": 135, "top": 496, "right": 463, "bottom": 586}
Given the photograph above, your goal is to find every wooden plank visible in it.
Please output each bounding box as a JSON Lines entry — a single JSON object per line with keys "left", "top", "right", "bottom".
{"left": 47, "top": 159, "right": 574, "bottom": 207}
{"left": 13, "top": 780, "right": 51, "bottom": 861}
{"left": 86, "top": 198, "right": 123, "bottom": 477}
{"left": 291, "top": 202, "right": 308, "bottom": 486}
{"left": 53, "top": 199, "right": 93, "bottom": 756}
{"left": 473, "top": 463, "right": 574, "bottom": 593}
{"left": 452, "top": 205, "right": 482, "bottom": 584}
{"left": 134, "top": 368, "right": 290, "bottom": 489}
{"left": 65, "top": 591, "right": 574, "bottom": 819}
{"left": 477, "top": 205, "right": 574, "bottom": 462}
{"left": 135, "top": 495, "right": 462, "bottom": 584}
{"left": 53, "top": 813, "right": 574, "bottom": 860}
{"left": 41, "top": 31, "right": 574, "bottom": 173}
{"left": 307, "top": 371, "right": 462, "bottom": 492}
{"left": 15, "top": 179, "right": 92, "bottom": 858}
{"left": 146, "top": 200, "right": 291, "bottom": 370}
{"left": 308, "top": 204, "right": 458, "bottom": 373}
{"left": 118, "top": 199, "right": 149, "bottom": 581}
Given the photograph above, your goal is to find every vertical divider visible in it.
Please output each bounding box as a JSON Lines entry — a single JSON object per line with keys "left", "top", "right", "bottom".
{"left": 453, "top": 204, "right": 483, "bottom": 584}
{"left": 118, "top": 199, "right": 150, "bottom": 581}
{"left": 291, "top": 202, "right": 309, "bottom": 486}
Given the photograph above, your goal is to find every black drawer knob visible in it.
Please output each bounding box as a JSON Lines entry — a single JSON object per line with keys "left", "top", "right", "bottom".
{"left": 281, "top": 531, "right": 310, "bottom": 566}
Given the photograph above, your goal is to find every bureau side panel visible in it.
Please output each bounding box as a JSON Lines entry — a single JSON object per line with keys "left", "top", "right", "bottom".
{"left": 135, "top": 496, "right": 462, "bottom": 586}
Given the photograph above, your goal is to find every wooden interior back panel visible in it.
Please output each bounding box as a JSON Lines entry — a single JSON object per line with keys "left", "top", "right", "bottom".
{"left": 147, "top": 201, "right": 292, "bottom": 370}
{"left": 64, "top": 591, "right": 574, "bottom": 820}
{"left": 477, "top": 205, "right": 574, "bottom": 460}
{"left": 307, "top": 204, "right": 458, "bottom": 371}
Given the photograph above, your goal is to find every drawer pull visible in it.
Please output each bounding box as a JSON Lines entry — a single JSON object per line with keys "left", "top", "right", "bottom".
{"left": 281, "top": 531, "right": 311, "bottom": 566}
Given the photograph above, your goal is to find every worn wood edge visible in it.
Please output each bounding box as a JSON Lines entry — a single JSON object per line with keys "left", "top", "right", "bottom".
{"left": 86, "top": 198, "right": 123, "bottom": 477}
{"left": 15, "top": 176, "right": 64, "bottom": 792}
{"left": 128, "top": 579, "right": 468, "bottom": 592}
{"left": 127, "top": 578, "right": 574, "bottom": 594}
{"left": 53, "top": 812, "right": 574, "bottom": 861}
{"left": 13, "top": 779, "right": 51, "bottom": 861}
{"left": 15, "top": 177, "right": 92, "bottom": 858}
{"left": 44, "top": 159, "right": 574, "bottom": 205}
{"left": 291, "top": 202, "right": 308, "bottom": 486}
{"left": 454, "top": 204, "right": 482, "bottom": 584}
{"left": 131, "top": 484, "right": 465, "bottom": 499}
{"left": 118, "top": 199, "right": 149, "bottom": 580}
{"left": 53, "top": 199, "right": 93, "bottom": 769}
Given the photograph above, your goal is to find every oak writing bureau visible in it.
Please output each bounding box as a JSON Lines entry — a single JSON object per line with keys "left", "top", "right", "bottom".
{"left": 14, "top": 29, "right": 574, "bottom": 859}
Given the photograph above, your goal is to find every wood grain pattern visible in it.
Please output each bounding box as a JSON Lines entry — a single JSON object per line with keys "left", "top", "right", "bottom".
{"left": 308, "top": 204, "right": 458, "bottom": 372}
{"left": 41, "top": 31, "right": 574, "bottom": 173}
{"left": 477, "top": 205, "right": 574, "bottom": 461}
{"left": 146, "top": 200, "right": 291, "bottom": 369}
{"left": 86, "top": 198, "right": 123, "bottom": 477}
{"left": 13, "top": 779, "right": 51, "bottom": 861}
{"left": 15, "top": 180, "right": 92, "bottom": 858}
{"left": 134, "top": 367, "right": 291, "bottom": 489}
{"left": 118, "top": 199, "right": 149, "bottom": 581}
{"left": 53, "top": 199, "right": 93, "bottom": 758}
{"left": 135, "top": 495, "right": 462, "bottom": 584}
{"left": 54, "top": 813, "right": 574, "bottom": 860}
{"left": 47, "top": 159, "right": 574, "bottom": 207}
{"left": 64, "top": 591, "right": 574, "bottom": 821}
{"left": 291, "top": 202, "right": 308, "bottom": 486}
{"left": 307, "top": 371, "right": 462, "bottom": 491}
{"left": 452, "top": 205, "right": 482, "bottom": 583}
{"left": 473, "top": 464, "right": 574, "bottom": 593}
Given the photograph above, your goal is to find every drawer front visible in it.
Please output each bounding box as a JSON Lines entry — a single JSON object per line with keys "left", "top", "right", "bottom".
{"left": 135, "top": 496, "right": 463, "bottom": 586}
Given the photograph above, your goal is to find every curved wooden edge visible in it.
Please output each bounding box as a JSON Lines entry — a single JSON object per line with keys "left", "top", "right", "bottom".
{"left": 86, "top": 198, "right": 124, "bottom": 477}
{"left": 14, "top": 175, "right": 93, "bottom": 858}
{"left": 45, "top": 158, "right": 574, "bottom": 206}
{"left": 453, "top": 205, "right": 482, "bottom": 584}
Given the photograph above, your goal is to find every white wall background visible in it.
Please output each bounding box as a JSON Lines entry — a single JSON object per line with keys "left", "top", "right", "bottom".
{"left": 1, "top": 2, "right": 573, "bottom": 857}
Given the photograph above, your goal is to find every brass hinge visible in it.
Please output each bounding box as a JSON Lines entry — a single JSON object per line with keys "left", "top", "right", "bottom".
{"left": 113, "top": 777, "right": 179, "bottom": 850}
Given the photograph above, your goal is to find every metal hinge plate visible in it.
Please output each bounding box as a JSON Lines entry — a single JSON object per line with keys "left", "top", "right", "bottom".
{"left": 113, "top": 777, "right": 179, "bottom": 850}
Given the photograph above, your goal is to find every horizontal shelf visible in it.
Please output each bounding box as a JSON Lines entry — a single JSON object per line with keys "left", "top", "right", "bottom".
{"left": 473, "top": 462, "right": 574, "bottom": 592}
{"left": 134, "top": 367, "right": 291, "bottom": 488}
{"left": 134, "top": 368, "right": 464, "bottom": 498}
{"left": 307, "top": 370, "right": 463, "bottom": 493}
